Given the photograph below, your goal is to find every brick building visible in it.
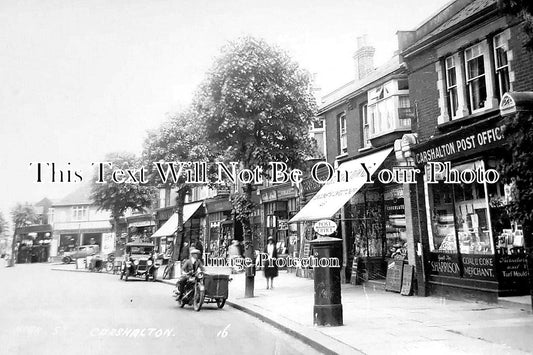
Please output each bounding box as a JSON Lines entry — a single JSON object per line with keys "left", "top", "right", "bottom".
{"left": 399, "top": 0, "right": 533, "bottom": 301}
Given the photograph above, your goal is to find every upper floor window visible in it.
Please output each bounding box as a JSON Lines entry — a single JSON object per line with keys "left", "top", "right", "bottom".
{"left": 465, "top": 43, "right": 487, "bottom": 112}
{"left": 312, "top": 119, "right": 324, "bottom": 130}
{"left": 494, "top": 33, "right": 510, "bottom": 99}
{"left": 445, "top": 56, "right": 459, "bottom": 119}
{"left": 72, "top": 206, "right": 88, "bottom": 221}
{"left": 48, "top": 208, "right": 54, "bottom": 224}
{"left": 338, "top": 112, "right": 347, "bottom": 155}
{"left": 361, "top": 103, "right": 370, "bottom": 148}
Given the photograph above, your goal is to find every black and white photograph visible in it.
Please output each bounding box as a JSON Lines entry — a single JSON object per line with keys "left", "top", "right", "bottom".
{"left": 1, "top": 0, "right": 533, "bottom": 354}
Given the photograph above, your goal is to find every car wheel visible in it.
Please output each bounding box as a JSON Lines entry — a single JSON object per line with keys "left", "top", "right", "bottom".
{"left": 62, "top": 256, "right": 71, "bottom": 264}
{"left": 216, "top": 298, "right": 226, "bottom": 309}
{"left": 145, "top": 273, "right": 149, "bottom": 281}
{"left": 152, "top": 269, "right": 157, "bottom": 282}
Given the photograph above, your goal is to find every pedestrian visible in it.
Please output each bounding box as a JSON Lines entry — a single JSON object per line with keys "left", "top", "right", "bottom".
{"left": 263, "top": 236, "right": 278, "bottom": 289}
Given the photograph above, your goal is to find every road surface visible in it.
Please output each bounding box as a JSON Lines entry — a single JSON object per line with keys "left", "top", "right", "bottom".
{"left": 0, "top": 263, "right": 320, "bottom": 355}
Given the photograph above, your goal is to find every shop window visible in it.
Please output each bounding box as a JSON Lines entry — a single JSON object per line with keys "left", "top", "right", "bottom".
{"left": 465, "top": 43, "right": 487, "bottom": 112}
{"left": 493, "top": 33, "right": 510, "bottom": 99}
{"left": 445, "top": 56, "right": 459, "bottom": 119}
{"left": 425, "top": 160, "right": 493, "bottom": 255}
{"left": 338, "top": 112, "right": 347, "bottom": 155}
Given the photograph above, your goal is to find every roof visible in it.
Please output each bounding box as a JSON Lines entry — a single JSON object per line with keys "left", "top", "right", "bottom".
{"left": 53, "top": 184, "right": 93, "bottom": 206}
{"left": 404, "top": 0, "right": 497, "bottom": 52}
{"left": 319, "top": 55, "right": 405, "bottom": 114}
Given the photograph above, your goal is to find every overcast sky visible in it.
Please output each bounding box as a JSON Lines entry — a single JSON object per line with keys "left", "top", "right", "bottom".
{"left": 0, "top": 0, "right": 450, "bottom": 225}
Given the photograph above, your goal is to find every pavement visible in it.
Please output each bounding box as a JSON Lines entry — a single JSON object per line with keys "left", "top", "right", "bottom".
{"left": 0, "top": 262, "right": 321, "bottom": 355}
{"left": 47, "top": 261, "right": 533, "bottom": 354}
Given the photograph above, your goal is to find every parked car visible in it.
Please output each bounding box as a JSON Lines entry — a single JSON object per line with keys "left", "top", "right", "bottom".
{"left": 62, "top": 245, "right": 100, "bottom": 264}
{"left": 120, "top": 242, "right": 159, "bottom": 281}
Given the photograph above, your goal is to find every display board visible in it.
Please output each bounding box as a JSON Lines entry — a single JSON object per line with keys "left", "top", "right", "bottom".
{"left": 400, "top": 264, "right": 414, "bottom": 296}
{"left": 385, "top": 260, "right": 404, "bottom": 292}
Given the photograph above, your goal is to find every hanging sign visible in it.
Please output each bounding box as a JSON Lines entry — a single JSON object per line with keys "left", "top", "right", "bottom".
{"left": 313, "top": 219, "right": 337, "bottom": 236}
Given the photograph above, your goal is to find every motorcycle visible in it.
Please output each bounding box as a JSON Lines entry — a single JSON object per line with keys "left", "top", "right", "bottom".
{"left": 174, "top": 270, "right": 205, "bottom": 311}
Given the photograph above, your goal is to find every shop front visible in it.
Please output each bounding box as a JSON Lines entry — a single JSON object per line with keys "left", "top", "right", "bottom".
{"left": 151, "top": 202, "right": 205, "bottom": 261}
{"left": 289, "top": 148, "right": 394, "bottom": 281}
{"left": 261, "top": 184, "right": 298, "bottom": 256}
{"left": 16, "top": 224, "right": 53, "bottom": 263}
{"left": 205, "top": 197, "right": 232, "bottom": 256}
{"left": 413, "top": 113, "right": 529, "bottom": 300}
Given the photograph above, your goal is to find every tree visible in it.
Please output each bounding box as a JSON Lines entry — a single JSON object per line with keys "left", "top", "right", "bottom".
{"left": 143, "top": 110, "right": 212, "bottom": 273}
{"left": 194, "top": 36, "right": 318, "bottom": 297}
{"left": 91, "top": 152, "right": 157, "bottom": 249}
{"left": 499, "top": 111, "right": 533, "bottom": 308}
{"left": 0, "top": 212, "right": 7, "bottom": 236}
{"left": 499, "top": 0, "right": 533, "bottom": 50}
{"left": 8, "top": 203, "right": 38, "bottom": 267}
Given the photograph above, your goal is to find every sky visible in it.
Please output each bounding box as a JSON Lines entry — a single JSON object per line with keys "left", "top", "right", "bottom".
{"left": 0, "top": 0, "right": 451, "bottom": 228}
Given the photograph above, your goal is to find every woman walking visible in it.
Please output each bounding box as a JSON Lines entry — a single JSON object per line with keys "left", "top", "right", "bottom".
{"left": 263, "top": 236, "right": 278, "bottom": 289}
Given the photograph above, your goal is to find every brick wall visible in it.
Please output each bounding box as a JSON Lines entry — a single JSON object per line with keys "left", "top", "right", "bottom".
{"left": 509, "top": 22, "right": 533, "bottom": 92}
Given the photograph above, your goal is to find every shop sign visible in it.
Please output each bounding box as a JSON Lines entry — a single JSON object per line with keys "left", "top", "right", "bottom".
{"left": 413, "top": 118, "right": 505, "bottom": 165}
{"left": 429, "top": 252, "right": 460, "bottom": 277}
{"left": 461, "top": 255, "right": 495, "bottom": 280}
{"left": 261, "top": 190, "right": 277, "bottom": 203}
{"left": 313, "top": 219, "right": 337, "bottom": 236}
{"left": 497, "top": 253, "right": 529, "bottom": 279}
{"left": 278, "top": 220, "right": 289, "bottom": 231}
{"left": 277, "top": 187, "right": 296, "bottom": 200}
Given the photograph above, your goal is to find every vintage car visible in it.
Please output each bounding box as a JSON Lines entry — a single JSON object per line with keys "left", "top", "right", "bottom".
{"left": 120, "top": 242, "right": 159, "bottom": 281}
{"left": 62, "top": 245, "right": 100, "bottom": 264}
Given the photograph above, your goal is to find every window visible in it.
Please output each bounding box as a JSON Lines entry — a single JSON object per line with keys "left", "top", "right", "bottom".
{"left": 338, "top": 112, "right": 347, "bottom": 154}
{"left": 48, "top": 208, "right": 54, "bottom": 224}
{"left": 465, "top": 43, "right": 487, "bottom": 112}
{"left": 312, "top": 119, "right": 324, "bottom": 129}
{"left": 425, "top": 161, "right": 493, "bottom": 255}
{"left": 445, "top": 56, "right": 459, "bottom": 118}
{"left": 494, "top": 33, "right": 510, "bottom": 99}
{"left": 72, "top": 206, "right": 88, "bottom": 221}
{"left": 361, "top": 104, "right": 370, "bottom": 148}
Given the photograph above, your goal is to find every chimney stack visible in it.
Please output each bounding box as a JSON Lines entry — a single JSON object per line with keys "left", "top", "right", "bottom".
{"left": 353, "top": 35, "right": 375, "bottom": 81}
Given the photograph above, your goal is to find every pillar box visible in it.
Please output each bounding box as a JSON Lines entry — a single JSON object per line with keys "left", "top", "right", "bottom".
{"left": 309, "top": 236, "right": 343, "bottom": 326}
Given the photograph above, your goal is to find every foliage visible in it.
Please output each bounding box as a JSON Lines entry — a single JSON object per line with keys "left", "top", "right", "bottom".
{"left": 0, "top": 212, "right": 7, "bottom": 235}
{"left": 11, "top": 203, "right": 38, "bottom": 229}
{"left": 194, "top": 36, "right": 318, "bottom": 174}
{"left": 90, "top": 152, "right": 157, "bottom": 222}
{"left": 499, "top": 112, "right": 533, "bottom": 223}
{"left": 230, "top": 193, "right": 255, "bottom": 223}
{"left": 499, "top": 0, "right": 533, "bottom": 50}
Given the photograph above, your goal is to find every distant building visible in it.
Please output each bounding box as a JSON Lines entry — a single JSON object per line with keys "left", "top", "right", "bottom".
{"left": 14, "top": 198, "right": 53, "bottom": 263}
{"left": 50, "top": 184, "right": 114, "bottom": 257}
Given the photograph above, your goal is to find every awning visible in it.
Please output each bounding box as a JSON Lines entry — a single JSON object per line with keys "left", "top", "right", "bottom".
{"left": 151, "top": 202, "right": 203, "bottom": 238}
{"left": 289, "top": 148, "right": 393, "bottom": 223}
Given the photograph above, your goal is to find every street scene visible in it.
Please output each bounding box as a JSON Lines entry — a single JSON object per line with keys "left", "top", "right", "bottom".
{"left": 2, "top": 0, "right": 533, "bottom": 354}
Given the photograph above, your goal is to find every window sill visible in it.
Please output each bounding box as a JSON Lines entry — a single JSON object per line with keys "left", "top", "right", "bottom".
{"left": 358, "top": 146, "right": 373, "bottom": 152}
{"left": 437, "top": 108, "right": 500, "bottom": 133}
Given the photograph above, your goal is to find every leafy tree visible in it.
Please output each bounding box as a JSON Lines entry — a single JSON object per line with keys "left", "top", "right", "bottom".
{"left": 194, "top": 36, "right": 318, "bottom": 297}
{"left": 91, "top": 152, "right": 157, "bottom": 245}
{"left": 500, "top": 111, "right": 533, "bottom": 232}
{"left": 499, "top": 111, "right": 533, "bottom": 306}
{"left": 499, "top": 0, "right": 533, "bottom": 50}
{"left": 143, "top": 110, "right": 213, "bottom": 271}
{"left": 8, "top": 203, "right": 38, "bottom": 267}
{"left": 0, "top": 212, "right": 7, "bottom": 236}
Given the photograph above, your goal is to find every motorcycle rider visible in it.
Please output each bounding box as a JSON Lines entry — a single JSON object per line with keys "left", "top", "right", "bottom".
{"left": 175, "top": 247, "right": 205, "bottom": 300}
